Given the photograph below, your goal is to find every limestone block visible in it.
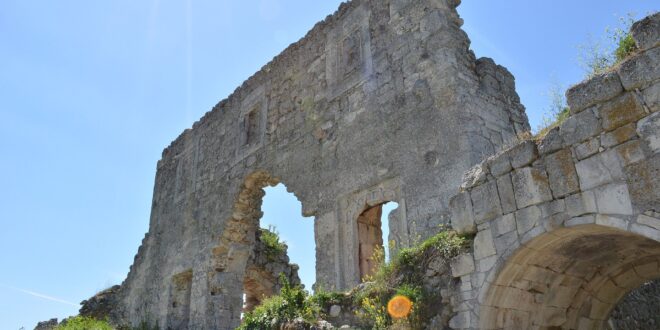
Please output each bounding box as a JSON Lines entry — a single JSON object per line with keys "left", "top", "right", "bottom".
{"left": 544, "top": 148, "right": 580, "bottom": 198}
{"left": 642, "top": 82, "right": 660, "bottom": 113}
{"left": 473, "top": 229, "right": 496, "bottom": 260}
{"left": 566, "top": 215, "right": 596, "bottom": 227}
{"left": 594, "top": 183, "right": 633, "bottom": 215}
{"left": 461, "top": 162, "right": 488, "bottom": 190}
{"left": 595, "top": 214, "right": 628, "bottom": 230}
{"left": 477, "top": 255, "right": 497, "bottom": 272}
{"left": 538, "top": 126, "right": 563, "bottom": 156}
{"left": 566, "top": 72, "right": 623, "bottom": 114}
{"left": 512, "top": 167, "right": 553, "bottom": 208}
{"left": 637, "top": 111, "right": 660, "bottom": 154}
{"left": 450, "top": 192, "right": 476, "bottom": 234}
{"left": 493, "top": 213, "right": 517, "bottom": 236}
{"left": 614, "top": 140, "right": 645, "bottom": 166}
{"left": 618, "top": 46, "right": 660, "bottom": 90}
{"left": 601, "top": 123, "right": 637, "bottom": 148}
{"left": 449, "top": 311, "right": 471, "bottom": 329}
{"left": 329, "top": 305, "right": 341, "bottom": 317}
{"left": 575, "top": 137, "right": 600, "bottom": 160}
{"left": 565, "top": 191, "right": 598, "bottom": 217}
{"left": 489, "top": 154, "right": 512, "bottom": 177}
{"left": 515, "top": 205, "right": 542, "bottom": 235}
{"left": 494, "top": 230, "right": 518, "bottom": 255}
{"left": 600, "top": 93, "right": 646, "bottom": 131}
{"left": 624, "top": 153, "right": 660, "bottom": 212}
{"left": 637, "top": 214, "right": 660, "bottom": 230}
{"left": 631, "top": 12, "right": 660, "bottom": 51}
{"left": 510, "top": 140, "right": 539, "bottom": 168}
{"left": 576, "top": 150, "right": 624, "bottom": 190}
{"left": 631, "top": 223, "right": 660, "bottom": 241}
{"left": 559, "top": 107, "right": 601, "bottom": 145}
{"left": 470, "top": 180, "right": 502, "bottom": 224}
{"left": 496, "top": 174, "right": 517, "bottom": 213}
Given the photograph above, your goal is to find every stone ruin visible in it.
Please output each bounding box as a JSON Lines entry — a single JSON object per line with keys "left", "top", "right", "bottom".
{"left": 58, "top": 1, "right": 659, "bottom": 329}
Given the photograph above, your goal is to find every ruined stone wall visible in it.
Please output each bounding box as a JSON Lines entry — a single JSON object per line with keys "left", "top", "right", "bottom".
{"left": 447, "top": 12, "right": 660, "bottom": 329}
{"left": 114, "top": 0, "right": 529, "bottom": 328}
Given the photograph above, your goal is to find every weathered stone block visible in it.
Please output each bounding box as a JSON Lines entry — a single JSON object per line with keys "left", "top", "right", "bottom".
{"left": 449, "top": 311, "right": 471, "bottom": 329}
{"left": 512, "top": 167, "right": 553, "bottom": 208}
{"left": 618, "top": 46, "right": 660, "bottom": 90}
{"left": 565, "top": 191, "right": 597, "bottom": 217}
{"left": 566, "top": 72, "right": 623, "bottom": 114}
{"left": 450, "top": 192, "right": 476, "bottom": 234}
{"left": 631, "top": 223, "right": 660, "bottom": 241}
{"left": 510, "top": 140, "right": 539, "bottom": 168}
{"left": 631, "top": 12, "right": 660, "bottom": 51}
{"left": 614, "top": 140, "right": 646, "bottom": 167}
{"left": 538, "top": 126, "right": 563, "bottom": 155}
{"left": 575, "top": 137, "right": 600, "bottom": 160}
{"left": 637, "top": 214, "right": 660, "bottom": 231}
{"left": 470, "top": 180, "right": 503, "bottom": 224}
{"left": 559, "top": 107, "right": 600, "bottom": 145}
{"left": 625, "top": 153, "right": 660, "bottom": 212}
{"left": 474, "top": 229, "right": 496, "bottom": 260}
{"left": 493, "top": 213, "right": 516, "bottom": 236}
{"left": 451, "top": 253, "right": 476, "bottom": 277}
{"left": 489, "top": 154, "right": 512, "bottom": 177}
{"left": 461, "top": 162, "right": 488, "bottom": 190}
{"left": 642, "top": 82, "right": 660, "bottom": 113}
{"left": 595, "top": 214, "right": 629, "bottom": 230}
{"left": 496, "top": 174, "right": 517, "bottom": 213}
{"left": 566, "top": 215, "right": 595, "bottom": 227}
{"left": 601, "top": 123, "right": 637, "bottom": 148}
{"left": 594, "top": 183, "right": 633, "bottom": 215}
{"left": 544, "top": 148, "right": 580, "bottom": 198}
{"left": 515, "top": 205, "right": 541, "bottom": 235}
{"left": 576, "top": 150, "right": 624, "bottom": 190}
{"left": 637, "top": 111, "right": 660, "bottom": 154}
{"left": 600, "top": 93, "right": 646, "bottom": 131}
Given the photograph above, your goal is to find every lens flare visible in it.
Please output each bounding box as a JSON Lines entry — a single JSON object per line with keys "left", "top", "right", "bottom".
{"left": 387, "top": 295, "right": 412, "bottom": 319}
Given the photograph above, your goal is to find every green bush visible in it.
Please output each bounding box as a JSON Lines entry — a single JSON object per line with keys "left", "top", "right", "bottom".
{"left": 354, "top": 229, "right": 469, "bottom": 329}
{"left": 238, "top": 274, "right": 320, "bottom": 330}
{"left": 260, "top": 225, "right": 287, "bottom": 260}
{"left": 55, "top": 316, "right": 113, "bottom": 330}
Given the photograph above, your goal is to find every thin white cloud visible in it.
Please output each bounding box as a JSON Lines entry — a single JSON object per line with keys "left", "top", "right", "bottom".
{"left": 0, "top": 284, "right": 78, "bottom": 307}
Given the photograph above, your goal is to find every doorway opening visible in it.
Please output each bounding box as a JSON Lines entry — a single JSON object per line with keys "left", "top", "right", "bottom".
{"left": 357, "top": 201, "right": 399, "bottom": 281}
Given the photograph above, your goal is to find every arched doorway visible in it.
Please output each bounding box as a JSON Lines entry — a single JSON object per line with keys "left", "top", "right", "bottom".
{"left": 479, "top": 224, "right": 660, "bottom": 329}
{"left": 209, "top": 171, "right": 310, "bottom": 329}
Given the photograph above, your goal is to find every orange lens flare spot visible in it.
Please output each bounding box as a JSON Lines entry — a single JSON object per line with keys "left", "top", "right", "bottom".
{"left": 387, "top": 295, "right": 412, "bottom": 319}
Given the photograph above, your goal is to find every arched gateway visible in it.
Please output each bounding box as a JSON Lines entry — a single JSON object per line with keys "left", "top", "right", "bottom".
{"left": 448, "top": 16, "right": 660, "bottom": 327}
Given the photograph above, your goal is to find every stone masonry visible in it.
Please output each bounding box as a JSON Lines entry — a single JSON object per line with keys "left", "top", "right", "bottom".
{"left": 108, "top": 0, "right": 529, "bottom": 328}
{"left": 448, "top": 12, "right": 660, "bottom": 329}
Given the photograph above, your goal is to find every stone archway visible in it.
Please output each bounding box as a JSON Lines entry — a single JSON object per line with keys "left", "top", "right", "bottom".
{"left": 208, "top": 171, "right": 302, "bottom": 329}
{"left": 479, "top": 224, "right": 660, "bottom": 329}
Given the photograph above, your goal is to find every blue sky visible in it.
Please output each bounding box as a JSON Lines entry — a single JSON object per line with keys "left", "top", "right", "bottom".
{"left": 0, "top": 1, "right": 656, "bottom": 328}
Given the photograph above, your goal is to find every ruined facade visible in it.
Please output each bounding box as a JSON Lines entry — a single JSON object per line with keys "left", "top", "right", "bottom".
{"left": 111, "top": 0, "right": 529, "bottom": 328}
{"left": 95, "top": 0, "right": 660, "bottom": 329}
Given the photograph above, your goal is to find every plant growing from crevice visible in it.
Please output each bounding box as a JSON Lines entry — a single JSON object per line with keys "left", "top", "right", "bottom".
{"left": 578, "top": 13, "right": 638, "bottom": 78}
{"left": 259, "top": 225, "right": 287, "bottom": 261}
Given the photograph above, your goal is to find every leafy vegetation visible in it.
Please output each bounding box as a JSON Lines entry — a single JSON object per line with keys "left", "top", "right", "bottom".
{"left": 238, "top": 274, "right": 322, "bottom": 330}
{"left": 237, "top": 228, "right": 469, "bottom": 329}
{"left": 54, "top": 316, "right": 114, "bottom": 330}
{"left": 578, "top": 13, "right": 637, "bottom": 78}
{"left": 353, "top": 229, "right": 469, "bottom": 329}
{"left": 536, "top": 13, "right": 638, "bottom": 137}
{"left": 260, "top": 225, "right": 287, "bottom": 260}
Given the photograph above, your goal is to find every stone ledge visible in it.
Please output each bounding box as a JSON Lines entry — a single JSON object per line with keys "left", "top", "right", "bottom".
{"left": 566, "top": 72, "right": 623, "bottom": 114}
